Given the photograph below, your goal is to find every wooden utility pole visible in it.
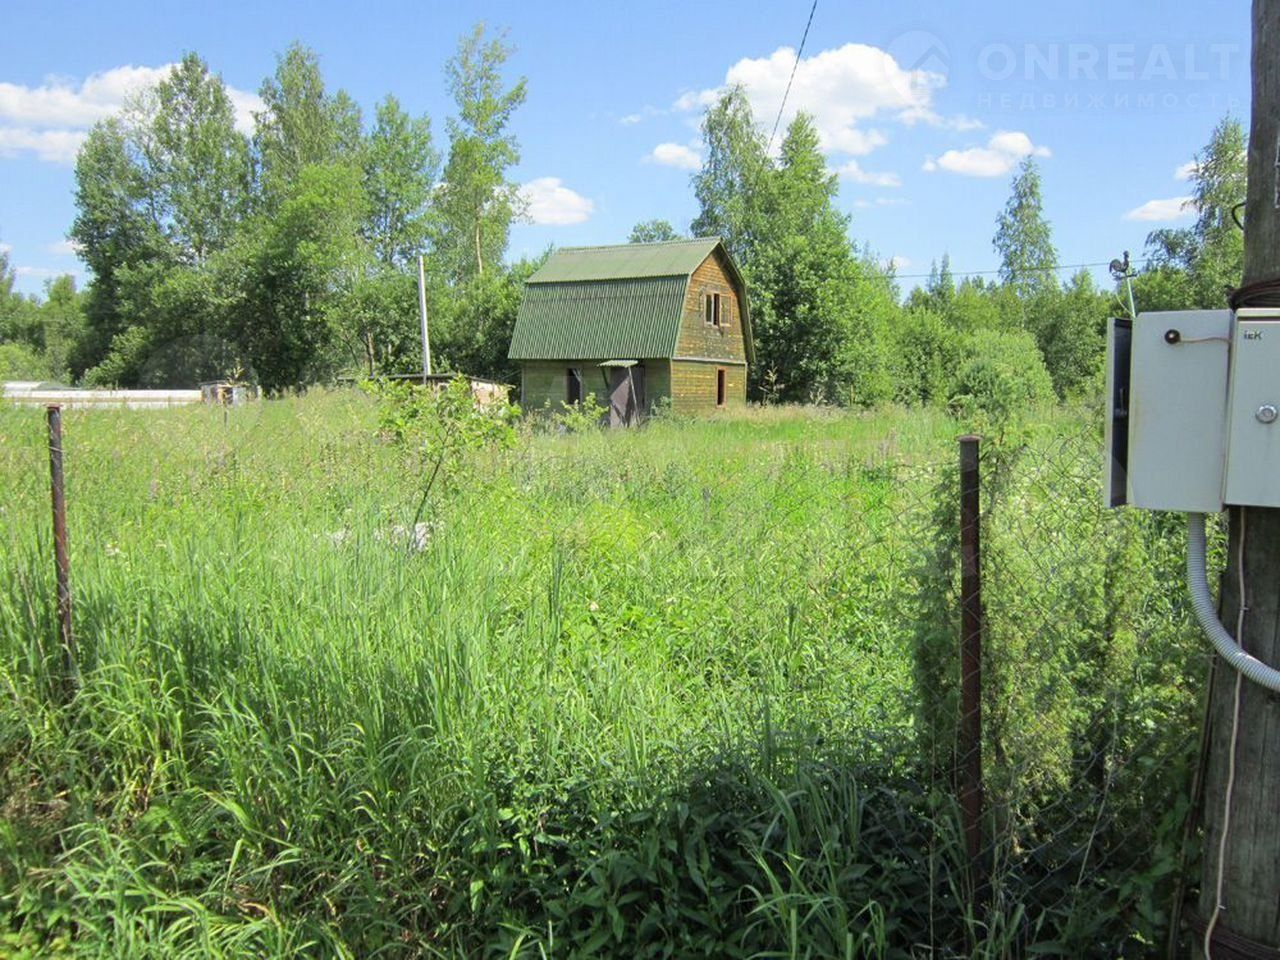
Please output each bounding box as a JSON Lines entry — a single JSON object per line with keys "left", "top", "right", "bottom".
{"left": 1194, "top": 1, "right": 1280, "bottom": 955}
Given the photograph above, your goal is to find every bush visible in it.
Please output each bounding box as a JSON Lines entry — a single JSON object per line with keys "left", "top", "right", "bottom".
{"left": 949, "top": 329, "right": 1054, "bottom": 424}
{"left": 0, "top": 342, "right": 48, "bottom": 380}
{"left": 553, "top": 392, "right": 608, "bottom": 433}
{"left": 82, "top": 326, "right": 153, "bottom": 387}
{"left": 890, "top": 309, "right": 967, "bottom": 407}
{"left": 363, "top": 374, "right": 520, "bottom": 524}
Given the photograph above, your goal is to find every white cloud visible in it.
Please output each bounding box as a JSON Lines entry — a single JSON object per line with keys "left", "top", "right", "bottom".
{"left": 0, "top": 242, "right": 11, "bottom": 255}
{"left": 520, "top": 177, "right": 595, "bottom": 226}
{"left": 1124, "top": 196, "right": 1194, "bottom": 222}
{"left": 923, "top": 131, "right": 1050, "bottom": 178}
{"left": 46, "top": 239, "right": 81, "bottom": 256}
{"left": 853, "top": 197, "right": 907, "bottom": 209}
{"left": 618, "top": 105, "right": 665, "bottom": 126}
{"left": 945, "top": 114, "right": 986, "bottom": 132}
{"left": 225, "top": 87, "right": 265, "bottom": 135}
{"left": 673, "top": 89, "right": 720, "bottom": 113}
{"left": 0, "top": 64, "right": 261, "bottom": 165}
{"left": 884, "top": 255, "right": 911, "bottom": 272}
{"left": 674, "top": 43, "right": 943, "bottom": 157}
{"left": 0, "top": 127, "right": 87, "bottom": 164}
{"left": 837, "top": 160, "right": 901, "bottom": 187}
{"left": 899, "top": 108, "right": 985, "bottom": 132}
{"left": 647, "top": 141, "right": 702, "bottom": 170}
{"left": 0, "top": 65, "right": 171, "bottom": 128}
{"left": 15, "top": 265, "right": 67, "bottom": 280}
{"left": 1174, "top": 160, "right": 1198, "bottom": 181}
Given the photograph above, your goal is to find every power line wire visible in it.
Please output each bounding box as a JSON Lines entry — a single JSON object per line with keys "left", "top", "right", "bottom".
{"left": 767, "top": 0, "right": 819, "bottom": 153}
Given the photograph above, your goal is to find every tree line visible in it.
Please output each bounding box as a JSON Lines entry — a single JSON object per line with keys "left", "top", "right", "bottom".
{"left": 2, "top": 26, "right": 535, "bottom": 391}
{"left": 0, "top": 32, "right": 1248, "bottom": 405}
{"left": 680, "top": 90, "right": 1246, "bottom": 412}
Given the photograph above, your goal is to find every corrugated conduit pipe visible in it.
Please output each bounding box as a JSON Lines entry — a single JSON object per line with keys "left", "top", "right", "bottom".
{"left": 1187, "top": 512, "right": 1280, "bottom": 693}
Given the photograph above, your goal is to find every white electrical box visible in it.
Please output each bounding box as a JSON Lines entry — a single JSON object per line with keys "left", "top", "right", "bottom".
{"left": 1223, "top": 309, "right": 1280, "bottom": 506}
{"left": 1106, "top": 310, "right": 1232, "bottom": 512}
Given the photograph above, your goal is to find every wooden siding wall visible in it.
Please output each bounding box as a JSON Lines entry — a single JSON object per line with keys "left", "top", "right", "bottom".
{"left": 520, "top": 360, "right": 671, "bottom": 414}
{"left": 645, "top": 361, "right": 671, "bottom": 411}
{"left": 677, "top": 249, "right": 748, "bottom": 364}
{"left": 669, "top": 360, "right": 746, "bottom": 415}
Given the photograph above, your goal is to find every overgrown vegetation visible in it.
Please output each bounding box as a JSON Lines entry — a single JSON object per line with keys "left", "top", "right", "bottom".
{"left": 0, "top": 41, "right": 1246, "bottom": 411}
{"left": 0, "top": 392, "right": 1207, "bottom": 956}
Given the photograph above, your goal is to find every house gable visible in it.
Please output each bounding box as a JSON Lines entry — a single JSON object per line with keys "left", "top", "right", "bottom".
{"left": 676, "top": 246, "right": 749, "bottom": 365}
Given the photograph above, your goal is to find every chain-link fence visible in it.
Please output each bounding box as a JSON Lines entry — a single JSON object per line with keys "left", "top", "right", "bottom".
{"left": 0, "top": 393, "right": 1209, "bottom": 957}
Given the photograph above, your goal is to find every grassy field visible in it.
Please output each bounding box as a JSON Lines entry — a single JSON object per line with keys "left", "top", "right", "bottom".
{"left": 0, "top": 392, "right": 1207, "bottom": 957}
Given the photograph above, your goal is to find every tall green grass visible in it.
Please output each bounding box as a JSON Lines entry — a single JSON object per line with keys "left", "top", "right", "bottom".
{"left": 0, "top": 394, "right": 1203, "bottom": 957}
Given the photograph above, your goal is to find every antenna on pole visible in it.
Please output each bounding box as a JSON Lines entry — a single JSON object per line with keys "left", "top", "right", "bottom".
{"left": 418, "top": 254, "right": 432, "bottom": 383}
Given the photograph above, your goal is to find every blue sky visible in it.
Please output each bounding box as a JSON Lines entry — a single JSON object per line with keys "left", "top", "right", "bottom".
{"left": 0, "top": 0, "right": 1251, "bottom": 297}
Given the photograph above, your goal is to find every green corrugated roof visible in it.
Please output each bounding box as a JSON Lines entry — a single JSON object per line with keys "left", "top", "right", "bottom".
{"left": 526, "top": 237, "right": 722, "bottom": 283}
{"left": 507, "top": 237, "right": 754, "bottom": 364}
{"left": 508, "top": 277, "right": 688, "bottom": 359}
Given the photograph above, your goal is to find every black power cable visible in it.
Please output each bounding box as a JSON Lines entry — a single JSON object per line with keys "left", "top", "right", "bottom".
{"left": 767, "top": 0, "right": 819, "bottom": 154}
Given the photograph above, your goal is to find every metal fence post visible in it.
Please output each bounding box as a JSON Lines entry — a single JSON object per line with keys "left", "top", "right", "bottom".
{"left": 958, "top": 435, "right": 985, "bottom": 904}
{"left": 47, "top": 404, "right": 76, "bottom": 692}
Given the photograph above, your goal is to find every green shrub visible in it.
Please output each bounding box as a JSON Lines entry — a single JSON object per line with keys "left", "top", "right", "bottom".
{"left": 0, "top": 342, "right": 48, "bottom": 380}
{"left": 950, "top": 328, "right": 1055, "bottom": 424}
{"left": 82, "top": 326, "right": 153, "bottom": 387}
{"left": 552, "top": 392, "right": 607, "bottom": 433}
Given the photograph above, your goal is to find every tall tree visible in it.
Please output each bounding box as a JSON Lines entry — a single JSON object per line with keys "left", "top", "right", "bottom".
{"left": 628, "top": 219, "right": 680, "bottom": 244}
{"left": 1029, "top": 269, "right": 1110, "bottom": 398}
{"left": 690, "top": 85, "right": 769, "bottom": 263}
{"left": 70, "top": 117, "right": 166, "bottom": 373}
{"left": 232, "top": 163, "right": 370, "bottom": 389}
{"left": 993, "top": 158, "right": 1058, "bottom": 300}
{"left": 746, "top": 112, "right": 895, "bottom": 403}
{"left": 363, "top": 95, "right": 439, "bottom": 268}
{"left": 1140, "top": 116, "right": 1247, "bottom": 309}
{"left": 254, "top": 44, "right": 363, "bottom": 207}
{"left": 933, "top": 253, "right": 955, "bottom": 304}
{"left": 145, "top": 53, "right": 251, "bottom": 264}
{"left": 0, "top": 236, "right": 14, "bottom": 305}
{"left": 38, "top": 275, "right": 85, "bottom": 380}
{"left": 71, "top": 58, "right": 251, "bottom": 382}
{"left": 0, "top": 238, "right": 38, "bottom": 352}
{"left": 437, "top": 24, "right": 527, "bottom": 282}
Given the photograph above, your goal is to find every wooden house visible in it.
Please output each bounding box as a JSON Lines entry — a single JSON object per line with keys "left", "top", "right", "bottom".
{"left": 508, "top": 237, "right": 753, "bottom": 424}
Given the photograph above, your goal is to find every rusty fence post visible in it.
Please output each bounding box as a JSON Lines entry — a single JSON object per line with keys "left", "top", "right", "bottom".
{"left": 958, "top": 435, "right": 985, "bottom": 906}
{"left": 46, "top": 404, "right": 76, "bottom": 692}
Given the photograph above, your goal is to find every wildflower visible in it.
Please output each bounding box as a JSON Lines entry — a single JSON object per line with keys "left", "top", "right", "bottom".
{"left": 388, "top": 521, "right": 436, "bottom": 553}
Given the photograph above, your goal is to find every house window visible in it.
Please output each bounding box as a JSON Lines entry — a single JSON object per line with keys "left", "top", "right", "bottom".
{"left": 704, "top": 291, "right": 724, "bottom": 327}
{"left": 716, "top": 368, "right": 726, "bottom": 407}
{"left": 567, "top": 367, "right": 582, "bottom": 405}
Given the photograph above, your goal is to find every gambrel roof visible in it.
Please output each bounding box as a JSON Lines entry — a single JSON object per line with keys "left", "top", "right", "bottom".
{"left": 508, "top": 237, "right": 753, "bottom": 363}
